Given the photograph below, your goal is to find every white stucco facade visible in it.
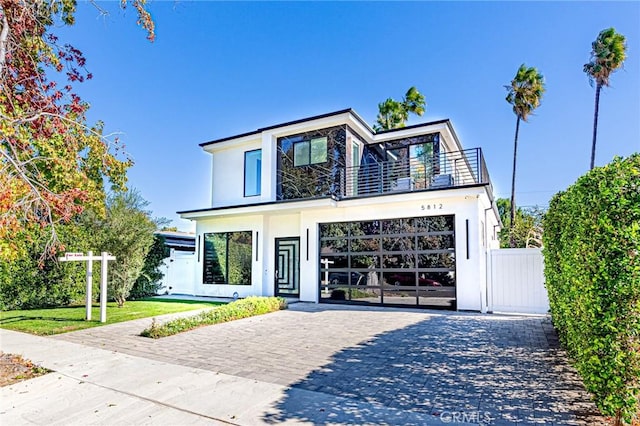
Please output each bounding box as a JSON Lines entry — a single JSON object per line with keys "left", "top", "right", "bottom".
{"left": 180, "top": 109, "right": 501, "bottom": 311}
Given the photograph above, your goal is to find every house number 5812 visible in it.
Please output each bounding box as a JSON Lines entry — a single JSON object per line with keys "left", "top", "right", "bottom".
{"left": 421, "top": 204, "right": 443, "bottom": 210}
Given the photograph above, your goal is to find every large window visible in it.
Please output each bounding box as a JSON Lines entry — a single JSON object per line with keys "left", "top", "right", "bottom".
{"left": 203, "top": 231, "right": 252, "bottom": 285}
{"left": 293, "top": 137, "right": 328, "bottom": 166}
{"left": 319, "top": 215, "right": 456, "bottom": 309}
{"left": 244, "top": 150, "right": 261, "bottom": 197}
{"left": 276, "top": 126, "right": 346, "bottom": 200}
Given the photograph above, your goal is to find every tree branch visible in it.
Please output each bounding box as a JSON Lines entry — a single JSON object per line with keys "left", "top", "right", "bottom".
{"left": 0, "top": 5, "right": 8, "bottom": 77}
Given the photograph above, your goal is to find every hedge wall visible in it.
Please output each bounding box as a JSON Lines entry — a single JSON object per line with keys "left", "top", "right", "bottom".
{"left": 0, "top": 224, "right": 90, "bottom": 310}
{"left": 543, "top": 154, "right": 639, "bottom": 425}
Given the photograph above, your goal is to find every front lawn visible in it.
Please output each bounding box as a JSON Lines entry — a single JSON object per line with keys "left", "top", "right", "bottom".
{"left": 0, "top": 298, "right": 222, "bottom": 335}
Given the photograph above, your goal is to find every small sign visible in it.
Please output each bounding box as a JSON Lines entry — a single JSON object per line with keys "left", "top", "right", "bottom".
{"left": 56, "top": 251, "right": 116, "bottom": 323}
{"left": 421, "top": 203, "right": 444, "bottom": 211}
{"left": 65, "top": 252, "right": 85, "bottom": 259}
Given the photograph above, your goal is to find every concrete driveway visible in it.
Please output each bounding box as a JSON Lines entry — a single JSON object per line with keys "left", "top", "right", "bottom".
{"left": 2, "top": 303, "right": 604, "bottom": 425}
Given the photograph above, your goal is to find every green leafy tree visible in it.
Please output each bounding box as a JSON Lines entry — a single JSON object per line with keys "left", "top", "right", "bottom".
{"left": 85, "top": 189, "right": 159, "bottom": 307}
{"left": 0, "top": 0, "right": 154, "bottom": 260}
{"left": 496, "top": 198, "right": 544, "bottom": 248}
{"left": 505, "top": 64, "right": 545, "bottom": 247}
{"left": 373, "top": 86, "right": 426, "bottom": 131}
{"left": 584, "top": 28, "right": 627, "bottom": 170}
{"left": 129, "top": 234, "right": 170, "bottom": 299}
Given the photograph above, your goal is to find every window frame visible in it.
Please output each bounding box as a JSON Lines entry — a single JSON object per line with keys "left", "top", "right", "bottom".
{"left": 293, "top": 137, "right": 328, "bottom": 167}
{"left": 202, "top": 231, "right": 253, "bottom": 285}
{"left": 244, "top": 149, "right": 262, "bottom": 197}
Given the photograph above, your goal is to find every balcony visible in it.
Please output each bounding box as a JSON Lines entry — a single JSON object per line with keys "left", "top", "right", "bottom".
{"left": 339, "top": 147, "right": 491, "bottom": 199}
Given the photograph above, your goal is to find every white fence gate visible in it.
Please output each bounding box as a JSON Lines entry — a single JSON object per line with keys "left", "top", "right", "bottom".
{"left": 487, "top": 248, "right": 549, "bottom": 314}
{"left": 158, "top": 250, "right": 195, "bottom": 295}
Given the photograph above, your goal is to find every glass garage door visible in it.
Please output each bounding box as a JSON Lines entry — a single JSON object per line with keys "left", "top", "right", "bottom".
{"left": 319, "top": 215, "right": 456, "bottom": 309}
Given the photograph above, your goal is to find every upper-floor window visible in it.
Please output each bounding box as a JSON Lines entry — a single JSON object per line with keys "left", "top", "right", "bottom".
{"left": 293, "top": 137, "right": 327, "bottom": 167}
{"left": 276, "top": 126, "right": 346, "bottom": 200}
{"left": 244, "top": 149, "right": 261, "bottom": 197}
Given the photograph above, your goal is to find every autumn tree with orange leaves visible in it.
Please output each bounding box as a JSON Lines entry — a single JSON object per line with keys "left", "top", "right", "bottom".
{"left": 0, "top": 0, "right": 154, "bottom": 259}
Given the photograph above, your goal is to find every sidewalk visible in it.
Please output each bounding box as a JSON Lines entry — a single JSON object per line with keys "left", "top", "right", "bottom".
{"left": 0, "top": 328, "right": 440, "bottom": 425}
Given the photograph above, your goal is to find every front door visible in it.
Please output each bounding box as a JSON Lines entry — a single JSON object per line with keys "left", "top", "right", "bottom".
{"left": 275, "top": 237, "right": 300, "bottom": 297}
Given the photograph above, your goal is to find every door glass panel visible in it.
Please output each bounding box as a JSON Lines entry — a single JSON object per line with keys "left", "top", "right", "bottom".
{"left": 382, "top": 271, "right": 416, "bottom": 287}
{"left": 319, "top": 223, "right": 350, "bottom": 238}
{"left": 417, "top": 235, "right": 455, "bottom": 250}
{"left": 382, "top": 237, "right": 413, "bottom": 252}
{"left": 383, "top": 288, "right": 418, "bottom": 306}
{"left": 382, "top": 254, "right": 415, "bottom": 268}
{"left": 350, "top": 220, "right": 380, "bottom": 236}
{"left": 410, "top": 143, "right": 435, "bottom": 189}
{"left": 350, "top": 237, "right": 379, "bottom": 252}
{"left": 320, "top": 238, "right": 348, "bottom": 253}
{"left": 351, "top": 255, "right": 379, "bottom": 268}
{"left": 351, "top": 141, "right": 360, "bottom": 196}
{"left": 418, "top": 252, "right": 455, "bottom": 269}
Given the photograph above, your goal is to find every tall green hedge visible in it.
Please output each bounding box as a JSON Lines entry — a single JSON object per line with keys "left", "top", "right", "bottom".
{"left": 0, "top": 223, "right": 91, "bottom": 310}
{"left": 543, "top": 154, "right": 639, "bottom": 425}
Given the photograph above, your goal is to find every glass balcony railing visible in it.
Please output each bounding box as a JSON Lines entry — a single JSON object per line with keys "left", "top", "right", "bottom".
{"left": 339, "top": 147, "right": 491, "bottom": 198}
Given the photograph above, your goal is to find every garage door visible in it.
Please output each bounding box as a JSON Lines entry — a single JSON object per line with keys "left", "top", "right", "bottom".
{"left": 319, "top": 215, "right": 456, "bottom": 309}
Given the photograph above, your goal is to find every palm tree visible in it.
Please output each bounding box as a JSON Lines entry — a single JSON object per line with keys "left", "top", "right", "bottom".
{"left": 403, "top": 86, "right": 426, "bottom": 117}
{"left": 505, "top": 64, "right": 545, "bottom": 248}
{"left": 374, "top": 98, "right": 406, "bottom": 131}
{"left": 374, "top": 86, "right": 426, "bottom": 131}
{"left": 584, "top": 28, "right": 627, "bottom": 170}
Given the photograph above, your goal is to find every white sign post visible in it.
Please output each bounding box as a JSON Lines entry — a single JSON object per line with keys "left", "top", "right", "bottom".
{"left": 100, "top": 252, "right": 110, "bottom": 323}
{"left": 86, "top": 251, "right": 93, "bottom": 320}
{"left": 59, "top": 251, "right": 116, "bottom": 323}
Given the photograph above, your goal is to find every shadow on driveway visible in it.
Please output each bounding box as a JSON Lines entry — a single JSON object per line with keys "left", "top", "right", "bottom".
{"left": 263, "top": 314, "right": 605, "bottom": 425}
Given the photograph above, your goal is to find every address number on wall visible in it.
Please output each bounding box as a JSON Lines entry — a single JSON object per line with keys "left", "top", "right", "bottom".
{"left": 421, "top": 204, "right": 443, "bottom": 211}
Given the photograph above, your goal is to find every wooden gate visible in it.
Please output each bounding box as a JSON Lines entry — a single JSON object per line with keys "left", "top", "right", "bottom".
{"left": 487, "top": 248, "right": 549, "bottom": 314}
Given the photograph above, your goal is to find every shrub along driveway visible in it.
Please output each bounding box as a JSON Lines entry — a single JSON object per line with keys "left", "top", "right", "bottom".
{"left": 53, "top": 303, "right": 604, "bottom": 425}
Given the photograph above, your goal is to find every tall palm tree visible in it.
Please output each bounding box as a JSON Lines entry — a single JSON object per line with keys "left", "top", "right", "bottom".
{"left": 505, "top": 64, "right": 545, "bottom": 248}
{"left": 584, "top": 28, "right": 627, "bottom": 170}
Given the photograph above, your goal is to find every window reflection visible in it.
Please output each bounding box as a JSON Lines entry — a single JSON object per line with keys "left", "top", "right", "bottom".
{"left": 203, "top": 231, "right": 252, "bottom": 285}
{"left": 319, "top": 215, "right": 456, "bottom": 308}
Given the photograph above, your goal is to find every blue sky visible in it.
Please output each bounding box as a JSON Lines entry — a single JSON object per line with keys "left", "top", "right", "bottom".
{"left": 58, "top": 1, "right": 640, "bottom": 230}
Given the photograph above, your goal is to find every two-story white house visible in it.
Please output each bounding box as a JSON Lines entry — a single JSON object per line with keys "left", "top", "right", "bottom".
{"left": 179, "top": 109, "right": 501, "bottom": 311}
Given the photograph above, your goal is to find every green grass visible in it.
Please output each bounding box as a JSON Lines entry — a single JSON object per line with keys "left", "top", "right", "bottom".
{"left": 0, "top": 298, "right": 223, "bottom": 336}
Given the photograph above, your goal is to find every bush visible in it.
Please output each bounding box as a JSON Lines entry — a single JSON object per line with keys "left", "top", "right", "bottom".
{"left": 543, "top": 154, "right": 640, "bottom": 425}
{"left": 140, "top": 296, "right": 287, "bottom": 338}
{"left": 0, "top": 223, "right": 91, "bottom": 310}
{"left": 129, "top": 235, "right": 169, "bottom": 300}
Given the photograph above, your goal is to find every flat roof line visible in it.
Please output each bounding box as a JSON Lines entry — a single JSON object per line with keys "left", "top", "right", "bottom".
{"left": 199, "top": 109, "right": 452, "bottom": 147}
